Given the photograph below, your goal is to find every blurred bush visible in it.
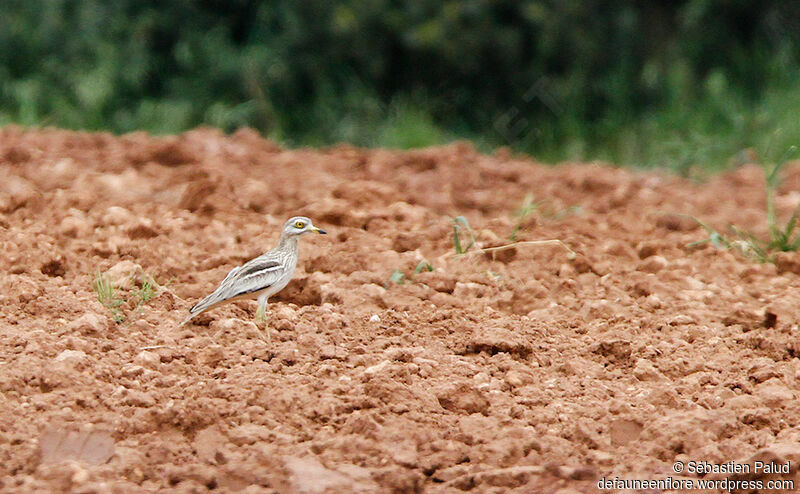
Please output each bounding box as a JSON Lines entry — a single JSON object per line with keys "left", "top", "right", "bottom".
{"left": 1, "top": 1, "right": 798, "bottom": 169}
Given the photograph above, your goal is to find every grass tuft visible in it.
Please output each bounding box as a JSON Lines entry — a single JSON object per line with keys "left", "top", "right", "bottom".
{"left": 689, "top": 145, "right": 800, "bottom": 262}
{"left": 453, "top": 216, "right": 477, "bottom": 254}
{"left": 92, "top": 271, "right": 125, "bottom": 324}
{"left": 413, "top": 260, "right": 434, "bottom": 275}
{"left": 509, "top": 194, "right": 582, "bottom": 241}
{"left": 389, "top": 270, "right": 405, "bottom": 285}
{"left": 91, "top": 271, "right": 162, "bottom": 324}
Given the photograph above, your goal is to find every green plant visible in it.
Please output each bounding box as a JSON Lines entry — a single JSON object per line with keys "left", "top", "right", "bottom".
{"left": 453, "top": 216, "right": 477, "bottom": 254}
{"left": 389, "top": 269, "right": 405, "bottom": 285}
{"left": 689, "top": 145, "right": 800, "bottom": 262}
{"left": 92, "top": 271, "right": 125, "bottom": 324}
{"left": 388, "top": 261, "right": 433, "bottom": 287}
{"left": 129, "top": 275, "right": 160, "bottom": 319}
{"left": 510, "top": 194, "right": 540, "bottom": 241}
{"left": 764, "top": 146, "right": 800, "bottom": 252}
{"left": 413, "top": 260, "right": 434, "bottom": 275}
{"left": 91, "top": 271, "right": 162, "bottom": 324}
{"left": 509, "top": 194, "right": 582, "bottom": 241}
{"left": 137, "top": 277, "right": 157, "bottom": 303}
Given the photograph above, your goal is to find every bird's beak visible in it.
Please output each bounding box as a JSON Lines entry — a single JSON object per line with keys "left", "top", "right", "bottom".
{"left": 311, "top": 226, "right": 327, "bottom": 235}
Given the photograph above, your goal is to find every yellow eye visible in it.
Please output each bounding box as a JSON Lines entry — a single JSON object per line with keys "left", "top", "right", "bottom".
{"left": 295, "top": 221, "right": 305, "bottom": 228}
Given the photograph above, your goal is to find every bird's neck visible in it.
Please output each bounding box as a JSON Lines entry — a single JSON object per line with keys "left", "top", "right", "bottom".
{"left": 278, "top": 234, "right": 299, "bottom": 251}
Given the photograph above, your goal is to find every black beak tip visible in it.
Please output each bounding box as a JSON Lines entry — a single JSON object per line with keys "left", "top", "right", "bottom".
{"left": 318, "top": 229, "right": 327, "bottom": 235}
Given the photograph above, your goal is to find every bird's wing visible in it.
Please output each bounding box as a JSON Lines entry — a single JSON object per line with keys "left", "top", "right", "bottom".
{"left": 189, "top": 254, "right": 286, "bottom": 313}
{"left": 222, "top": 256, "right": 285, "bottom": 297}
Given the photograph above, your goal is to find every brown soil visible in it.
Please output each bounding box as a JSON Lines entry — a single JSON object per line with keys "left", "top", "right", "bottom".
{"left": 2, "top": 126, "right": 800, "bottom": 493}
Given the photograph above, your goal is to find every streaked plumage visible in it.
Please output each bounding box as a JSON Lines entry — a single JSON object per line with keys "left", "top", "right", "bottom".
{"left": 180, "top": 216, "right": 326, "bottom": 329}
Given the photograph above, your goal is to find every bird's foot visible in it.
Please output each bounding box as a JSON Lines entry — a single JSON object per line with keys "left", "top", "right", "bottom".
{"left": 255, "top": 306, "right": 271, "bottom": 344}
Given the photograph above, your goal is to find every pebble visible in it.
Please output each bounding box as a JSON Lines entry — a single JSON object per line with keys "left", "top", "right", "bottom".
{"left": 104, "top": 260, "right": 143, "bottom": 289}
{"left": 59, "top": 212, "right": 93, "bottom": 238}
{"left": 637, "top": 255, "right": 668, "bottom": 273}
{"left": 504, "top": 370, "right": 528, "bottom": 388}
{"left": 54, "top": 350, "right": 87, "bottom": 365}
{"left": 633, "top": 358, "right": 665, "bottom": 381}
{"left": 134, "top": 351, "right": 161, "bottom": 369}
{"left": 102, "top": 206, "right": 136, "bottom": 226}
{"left": 363, "top": 360, "right": 392, "bottom": 376}
{"left": 436, "top": 383, "right": 490, "bottom": 415}
{"left": 274, "top": 306, "right": 296, "bottom": 320}
{"left": 123, "top": 390, "right": 156, "bottom": 408}
{"left": 68, "top": 313, "right": 107, "bottom": 335}
{"left": 121, "top": 365, "right": 145, "bottom": 378}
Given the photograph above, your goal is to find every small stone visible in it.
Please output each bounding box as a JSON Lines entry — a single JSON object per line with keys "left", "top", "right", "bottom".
{"left": 643, "top": 294, "right": 662, "bottom": 309}
{"left": 504, "top": 370, "right": 528, "bottom": 388}
{"left": 68, "top": 313, "right": 107, "bottom": 335}
{"left": 121, "top": 365, "right": 145, "bottom": 378}
{"left": 104, "top": 261, "right": 143, "bottom": 290}
{"left": 102, "top": 206, "right": 136, "bottom": 226}
{"left": 59, "top": 213, "right": 93, "bottom": 238}
{"left": 54, "top": 350, "right": 87, "bottom": 365}
{"left": 638, "top": 255, "right": 668, "bottom": 273}
{"left": 633, "top": 358, "right": 664, "bottom": 381}
{"left": 123, "top": 390, "right": 156, "bottom": 408}
{"left": 669, "top": 314, "right": 696, "bottom": 326}
{"left": 369, "top": 314, "right": 380, "bottom": 323}
{"left": 134, "top": 351, "right": 161, "bottom": 369}
{"left": 274, "top": 306, "right": 296, "bottom": 320}
{"left": 436, "top": 383, "right": 490, "bottom": 415}
{"left": 473, "top": 372, "right": 491, "bottom": 384}
{"left": 363, "top": 360, "right": 392, "bottom": 376}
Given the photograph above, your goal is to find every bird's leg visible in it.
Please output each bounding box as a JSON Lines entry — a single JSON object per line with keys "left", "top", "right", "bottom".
{"left": 255, "top": 295, "right": 270, "bottom": 343}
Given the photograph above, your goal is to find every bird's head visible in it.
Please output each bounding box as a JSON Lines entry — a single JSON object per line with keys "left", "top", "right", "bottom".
{"left": 282, "top": 216, "right": 327, "bottom": 237}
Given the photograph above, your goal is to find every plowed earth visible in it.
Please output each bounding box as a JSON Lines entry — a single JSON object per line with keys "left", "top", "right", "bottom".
{"left": 2, "top": 127, "right": 800, "bottom": 493}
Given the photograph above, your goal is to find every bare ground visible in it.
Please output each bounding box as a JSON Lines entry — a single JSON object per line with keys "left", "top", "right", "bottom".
{"left": 1, "top": 127, "right": 800, "bottom": 493}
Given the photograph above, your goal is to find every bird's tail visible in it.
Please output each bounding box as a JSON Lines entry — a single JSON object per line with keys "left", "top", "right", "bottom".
{"left": 178, "top": 295, "right": 214, "bottom": 327}
{"left": 179, "top": 311, "right": 198, "bottom": 327}
{"left": 178, "top": 291, "right": 229, "bottom": 327}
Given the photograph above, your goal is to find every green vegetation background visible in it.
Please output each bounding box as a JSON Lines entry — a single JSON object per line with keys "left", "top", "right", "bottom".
{"left": 2, "top": 1, "right": 799, "bottom": 171}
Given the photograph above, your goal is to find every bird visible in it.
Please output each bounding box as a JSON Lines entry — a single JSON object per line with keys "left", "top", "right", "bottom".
{"left": 180, "top": 216, "right": 327, "bottom": 338}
